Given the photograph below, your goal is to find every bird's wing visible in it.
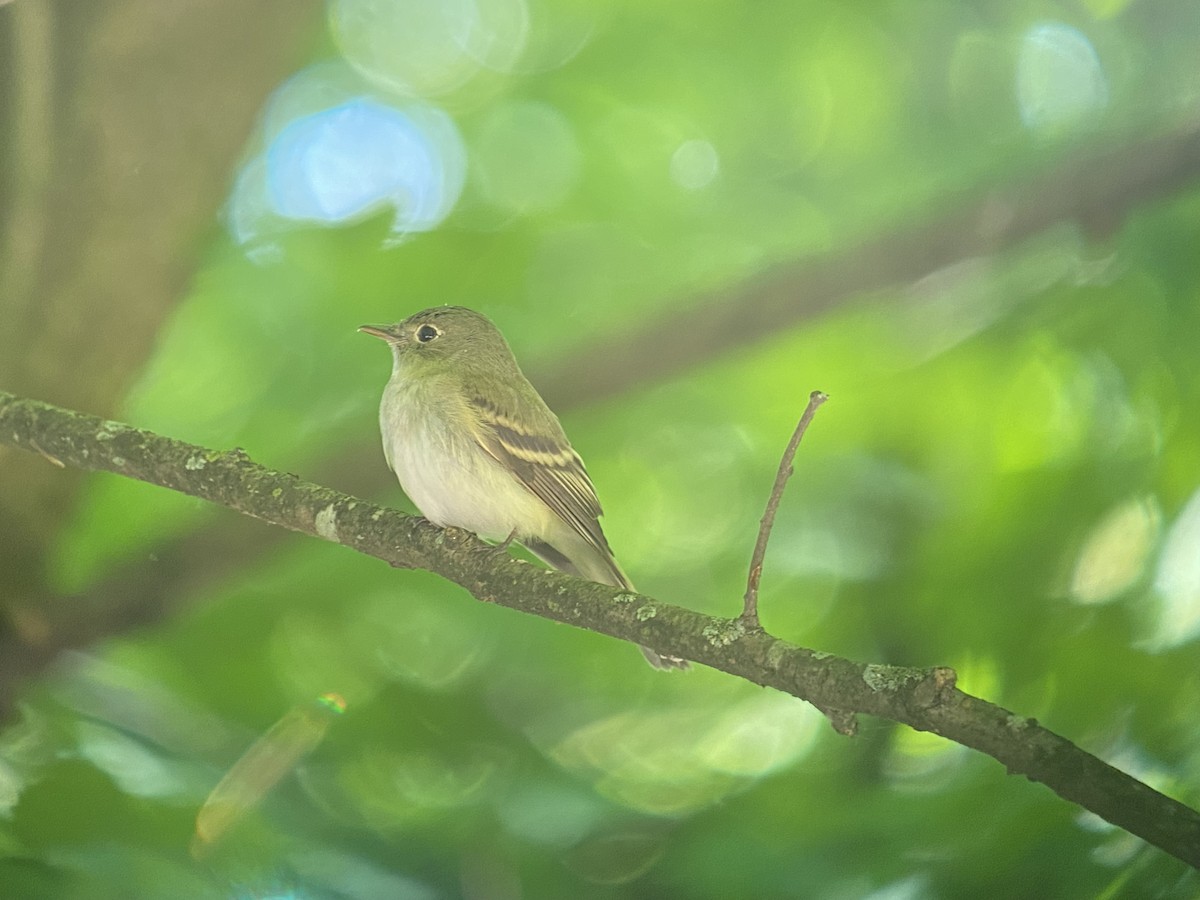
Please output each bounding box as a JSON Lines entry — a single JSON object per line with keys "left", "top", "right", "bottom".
{"left": 467, "top": 395, "right": 613, "bottom": 560}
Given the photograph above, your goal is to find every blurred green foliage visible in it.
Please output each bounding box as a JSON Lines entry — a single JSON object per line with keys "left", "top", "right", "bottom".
{"left": 4, "top": 0, "right": 1200, "bottom": 897}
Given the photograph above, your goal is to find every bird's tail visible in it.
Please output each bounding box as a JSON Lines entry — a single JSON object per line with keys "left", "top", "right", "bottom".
{"left": 524, "top": 538, "right": 689, "bottom": 670}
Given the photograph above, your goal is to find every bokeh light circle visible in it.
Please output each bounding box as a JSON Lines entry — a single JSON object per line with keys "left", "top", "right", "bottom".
{"left": 266, "top": 98, "right": 464, "bottom": 229}
{"left": 1017, "top": 22, "right": 1109, "bottom": 132}
{"left": 473, "top": 100, "right": 581, "bottom": 214}
{"left": 228, "top": 64, "right": 467, "bottom": 252}
{"left": 669, "top": 139, "right": 720, "bottom": 191}
{"left": 329, "top": 0, "right": 529, "bottom": 97}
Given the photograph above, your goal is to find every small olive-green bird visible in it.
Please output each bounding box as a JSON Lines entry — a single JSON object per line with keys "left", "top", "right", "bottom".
{"left": 360, "top": 306, "right": 687, "bottom": 669}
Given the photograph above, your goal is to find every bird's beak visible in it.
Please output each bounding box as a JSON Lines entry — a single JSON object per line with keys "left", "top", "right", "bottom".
{"left": 358, "top": 324, "right": 400, "bottom": 342}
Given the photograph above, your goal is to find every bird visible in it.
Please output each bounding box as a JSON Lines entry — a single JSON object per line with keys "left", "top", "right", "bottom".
{"left": 360, "top": 306, "right": 687, "bottom": 669}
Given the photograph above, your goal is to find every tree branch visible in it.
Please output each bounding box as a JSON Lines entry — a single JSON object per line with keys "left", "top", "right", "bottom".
{"left": 1, "top": 390, "right": 1198, "bottom": 868}
{"left": 36, "top": 119, "right": 1200, "bottom": 665}
{"left": 544, "top": 121, "right": 1200, "bottom": 411}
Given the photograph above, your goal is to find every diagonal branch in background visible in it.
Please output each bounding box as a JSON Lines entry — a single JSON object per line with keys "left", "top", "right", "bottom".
{"left": 546, "top": 121, "right": 1200, "bottom": 410}
{"left": 2, "top": 391, "right": 1199, "bottom": 868}
{"left": 36, "top": 120, "right": 1200, "bottom": 671}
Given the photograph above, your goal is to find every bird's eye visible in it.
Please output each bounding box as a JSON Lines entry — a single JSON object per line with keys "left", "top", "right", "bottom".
{"left": 416, "top": 324, "right": 440, "bottom": 343}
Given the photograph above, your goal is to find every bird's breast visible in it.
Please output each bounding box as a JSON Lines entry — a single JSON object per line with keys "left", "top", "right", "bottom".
{"left": 378, "top": 374, "right": 552, "bottom": 541}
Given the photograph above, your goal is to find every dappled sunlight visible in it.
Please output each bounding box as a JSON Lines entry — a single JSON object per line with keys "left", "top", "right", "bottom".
{"left": 860, "top": 874, "right": 933, "bottom": 900}
{"left": 321, "top": 743, "right": 511, "bottom": 831}
{"left": 1069, "top": 495, "right": 1160, "bottom": 605}
{"left": 230, "top": 64, "right": 466, "bottom": 253}
{"left": 265, "top": 100, "right": 463, "bottom": 227}
{"left": 380, "top": 747, "right": 508, "bottom": 808}
{"left": 993, "top": 343, "right": 1147, "bottom": 473}
{"left": 0, "top": 758, "right": 19, "bottom": 817}
{"left": 52, "top": 652, "right": 236, "bottom": 758}
{"left": 948, "top": 654, "right": 1002, "bottom": 704}
{"left": 1086, "top": 828, "right": 1146, "bottom": 868}
{"left": 584, "top": 101, "right": 735, "bottom": 214}
{"left": 329, "top": 0, "right": 530, "bottom": 97}
{"left": 620, "top": 421, "right": 757, "bottom": 574}
{"left": 1142, "top": 488, "right": 1200, "bottom": 652}
{"left": 669, "top": 139, "right": 720, "bottom": 191}
{"left": 472, "top": 99, "right": 582, "bottom": 215}
{"left": 257, "top": 565, "right": 493, "bottom": 697}
{"left": 897, "top": 237, "right": 1092, "bottom": 364}
{"left": 770, "top": 454, "right": 935, "bottom": 583}
{"left": 8, "top": 0, "right": 1200, "bottom": 895}
{"left": 343, "top": 593, "right": 496, "bottom": 691}
{"left": 287, "top": 847, "right": 437, "bottom": 899}
{"left": 496, "top": 779, "right": 607, "bottom": 847}
{"left": 1017, "top": 22, "right": 1109, "bottom": 134}
{"left": 766, "top": 511, "right": 879, "bottom": 582}
{"left": 994, "top": 348, "right": 1091, "bottom": 472}
{"left": 787, "top": 11, "right": 904, "bottom": 166}
{"left": 74, "top": 720, "right": 187, "bottom": 800}
{"left": 544, "top": 692, "right": 822, "bottom": 816}
{"left": 564, "top": 829, "right": 668, "bottom": 885}
{"left": 262, "top": 0, "right": 604, "bottom": 251}
{"left": 508, "top": 0, "right": 602, "bottom": 74}
{"left": 883, "top": 726, "right": 968, "bottom": 792}
{"left": 695, "top": 693, "right": 823, "bottom": 775}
